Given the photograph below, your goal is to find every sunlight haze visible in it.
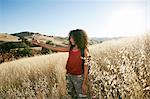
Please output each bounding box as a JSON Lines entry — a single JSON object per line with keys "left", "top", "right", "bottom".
{"left": 100, "top": 5, "right": 147, "bottom": 37}
{"left": 0, "top": 0, "right": 149, "bottom": 37}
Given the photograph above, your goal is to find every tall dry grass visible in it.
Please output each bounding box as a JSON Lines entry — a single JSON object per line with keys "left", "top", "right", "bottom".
{"left": 0, "top": 33, "right": 150, "bottom": 99}
{"left": 89, "top": 33, "right": 150, "bottom": 99}
{"left": 0, "top": 53, "right": 68, "bottom": 99}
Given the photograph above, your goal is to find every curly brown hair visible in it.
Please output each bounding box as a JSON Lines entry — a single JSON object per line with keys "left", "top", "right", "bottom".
{"left": 69, "top": 29, "right": 88, "bottom": 50}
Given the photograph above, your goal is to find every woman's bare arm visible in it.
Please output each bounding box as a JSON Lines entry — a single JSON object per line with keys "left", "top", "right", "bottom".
{"left": 83, "top": 48, "right": 90, "bottom": 84}
{"left": 32, "top": 39, "right": 70, "bottom": 52}
{"left": 82, "top": 48, "right": 90, "bottom": 94}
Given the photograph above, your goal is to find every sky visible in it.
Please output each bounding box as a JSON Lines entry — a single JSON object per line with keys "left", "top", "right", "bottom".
{"left": 0, "top": 0, "right": 150, "bottom": 37}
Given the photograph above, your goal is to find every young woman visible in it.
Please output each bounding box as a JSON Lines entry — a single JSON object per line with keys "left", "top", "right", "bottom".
{"left": 32, "top": 29, "right": 90, "bottom": 98}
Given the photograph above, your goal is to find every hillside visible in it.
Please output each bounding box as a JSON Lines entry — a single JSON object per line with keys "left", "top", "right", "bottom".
{"left": 1, "top": 31, "right": 122, "bottom": 46}
{"left": 11, "top": 31, "right": 102, "bottom": 45}
{"left": 0, "top": 33, "right": 20, "bottom": 44}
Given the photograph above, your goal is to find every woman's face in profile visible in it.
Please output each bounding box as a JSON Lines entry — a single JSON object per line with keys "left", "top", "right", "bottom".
{"left": 69, "top": 36, "right": 75, "bottom": 45}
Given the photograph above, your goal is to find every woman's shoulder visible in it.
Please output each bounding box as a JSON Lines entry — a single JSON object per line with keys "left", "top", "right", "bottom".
{"left": 84, "top": 47, "right": 90, "bottom": 56}
{"left": 84, "top": 47, "right": 89, "bottom": 52}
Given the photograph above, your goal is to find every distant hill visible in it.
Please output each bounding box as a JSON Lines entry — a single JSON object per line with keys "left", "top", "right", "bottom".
{"left": 9, "top": 31, "right": 102, "bottom": 46}
{"left": 0, "top": 33, "right": 21, "bottom": 46}
{"left": 1, "top": 31, "right": 123, "bottom": 46}
{"left": 0, "top": 33, "right": 20, "bottom": 42}
{"left": 11, "top": 31, "right": 35, "bottom": 37}
{"left": 10, "top": 32, "right": 67, "bottom": 46}
{"left": 90, "top": 37, "right": 124, "bottom": 43}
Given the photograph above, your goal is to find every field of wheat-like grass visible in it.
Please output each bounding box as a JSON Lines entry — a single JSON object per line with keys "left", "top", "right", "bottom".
{"left": 0, "top": 33, "right": 150, "bottom": 99}
{"left": 89, "top": 33, "right": 150, "bottom": 99}
{"left": 0, "top": 53, "right": 68, "bottom": 99}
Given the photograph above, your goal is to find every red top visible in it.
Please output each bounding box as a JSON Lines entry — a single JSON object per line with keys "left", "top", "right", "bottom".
{"left": 66, "top": 49, "right": 83, "bottom": 75}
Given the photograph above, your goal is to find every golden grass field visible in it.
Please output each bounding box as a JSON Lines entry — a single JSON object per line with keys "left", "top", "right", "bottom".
{"left": 0, "top": 33, "right": 150, "bottom": 99}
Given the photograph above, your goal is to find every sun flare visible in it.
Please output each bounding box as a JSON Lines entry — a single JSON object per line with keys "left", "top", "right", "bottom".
{"left": 103, "top": 6, "right": 146, "bottom": 37}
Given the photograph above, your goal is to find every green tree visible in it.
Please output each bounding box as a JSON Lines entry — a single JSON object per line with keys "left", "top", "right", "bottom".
{"left": 17, "top": 46, "right": 32, "bottom": 57}
{"left": 0, "top": 42, "right": 29, "bottom": 53}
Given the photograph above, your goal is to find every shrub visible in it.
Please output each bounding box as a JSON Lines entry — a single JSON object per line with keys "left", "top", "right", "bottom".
{"left": 0, "top": 42, "right": 29, "bottom": 53}
{"left": 41, "top": 40, "right": 55, "bottom": 54}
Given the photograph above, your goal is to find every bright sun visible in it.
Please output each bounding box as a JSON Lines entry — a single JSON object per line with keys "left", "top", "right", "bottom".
{"left": 103, "top": 6, "right": 146, "bottom": 37}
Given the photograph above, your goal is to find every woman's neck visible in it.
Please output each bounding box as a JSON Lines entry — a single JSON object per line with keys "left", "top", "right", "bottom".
{"left": 72, "top": 45, "right": 79, "bottom": 51}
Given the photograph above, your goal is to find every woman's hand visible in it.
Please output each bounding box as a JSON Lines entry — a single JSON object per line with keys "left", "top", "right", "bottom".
{"left": 82, "top": 82, "right": 87, "bottom": 95}
{"left": 32, "top": 39, "right": 40, "bottom": 45}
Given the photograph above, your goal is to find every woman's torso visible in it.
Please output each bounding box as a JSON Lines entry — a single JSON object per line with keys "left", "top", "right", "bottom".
{"left": 66, "top": 49, "right": 83, "bottom": 75}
